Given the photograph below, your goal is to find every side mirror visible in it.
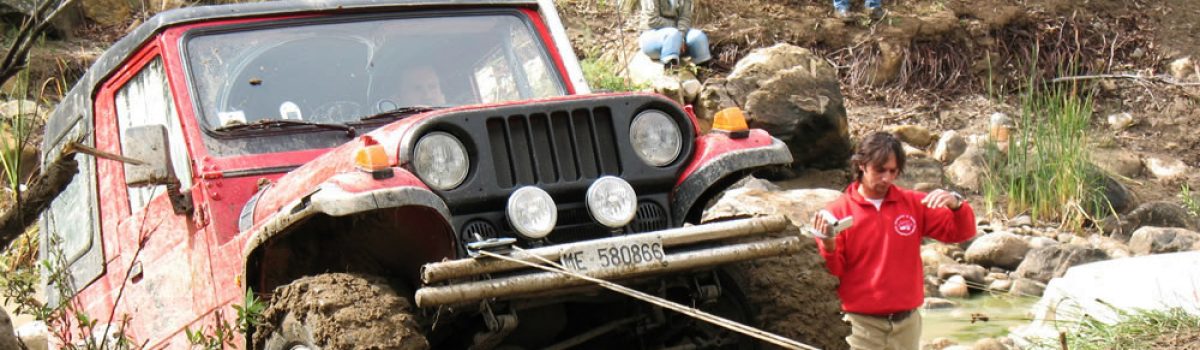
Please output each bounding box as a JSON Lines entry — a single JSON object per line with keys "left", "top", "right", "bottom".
{"left": 124, "top": 124, "right": 192, "bottom": 215}
{"left": 124, "top": 124, "right": 177, "bottom": 186}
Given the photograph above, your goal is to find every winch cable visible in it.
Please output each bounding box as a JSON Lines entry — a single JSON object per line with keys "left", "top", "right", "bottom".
{"left": 476, "top": 247, "right": 820, "bottom": 350}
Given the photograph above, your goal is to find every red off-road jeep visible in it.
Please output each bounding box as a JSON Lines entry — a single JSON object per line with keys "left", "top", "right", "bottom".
{"left": 39, "top": 0, "right": 799, "bottom": 348}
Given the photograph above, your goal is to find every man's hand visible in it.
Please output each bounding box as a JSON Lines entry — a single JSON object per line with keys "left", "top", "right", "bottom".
{"left": 922, "top": 189, "right": 964, "bottom": 210}
{"left": 810, "top": 211, "right": 837, "bottom": 251}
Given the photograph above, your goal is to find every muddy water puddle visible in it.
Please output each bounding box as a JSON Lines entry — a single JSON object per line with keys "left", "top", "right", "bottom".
{"left": 921, "top": 293, "right": 1039, "bottom": 344}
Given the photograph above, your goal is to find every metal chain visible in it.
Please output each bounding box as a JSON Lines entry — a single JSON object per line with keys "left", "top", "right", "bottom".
{"left": 477, "top": 247, "right": 820, "bottom": 350}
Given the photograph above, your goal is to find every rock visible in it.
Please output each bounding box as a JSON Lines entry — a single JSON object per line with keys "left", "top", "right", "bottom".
{"left": 939, "top": 275, "right": 970, "bottom": 298}
{"left": 943, "top": 345, "right": 972, "bottom": 350}
{"left": 973, "top": 337, "right": 1008, "bottom": 350}
{"left": 891, "top": 125, "right": 934, "bottom": 148}
{"left": 1144, "top": 156, "right": 1189, "bottom": 181}
{"left": 1169, "top": 56, "right": 1195, "bottom": 80}
{"left": 933, "top": 130, "right": 968, "bottom": 164}
{"left": 701, "top": 185, "right": 843, "bottom": 227}
{"left": 680, "top": 79, "right": 703, "bottom": 102}
{"left": 989, "top": 112, "right": 1013, "bottom": 143}
{"left": 946, "top": 144, "right": 987, "bottom": 191}
{"left": 1096, "top": 172, "right": 1138, "bottom": 214}
{"left": 729, "top": 175, "right": 782, "bottom": 192}
{"left": 896, "top": 158, "right": 943, "bottom": 190}
{"left": 1013, "top": 245, "right": 1108, "bottom": 284}
{"left": 923, "top": 297, "right": 959, "bottom": 310}
{"left": 965, "top": 231, "right": 1031, "bottom": 270}
{"left": 1010, "top": 277, "right": 1046, "bottom": 297}
{"left": 0, "top": 99, "right": 48, "bottom": 120}
{"left": 1088, "top": 235, "right": 1131, "bottom": 259}
{"left": 903, "top": 143, "right": 928, "bottom": 159}
{"left": 0, "top": 309, "right": 16, "bottom": 350}
{"left": 15, "top": 321, "right": 47, "bottom": 350}
{"left": 924, "top": 337, "right": 957, "bottom": 350}
{"left": 1028, "top": 236, "right": 1059, "bottom": 250}
{"left": 914, "top": 182, "right": 940, "bottom": 192}
{"left": 928, "top": 242, "right": 966, "bottom": 261}
{"left": 1128, "top": 227, "right": 1200, "bottom": 255}
{"left": 1101, "top": 201, "right": 1197, "bottom": 242}
{"left": 1008, "top": 215, "right": 1033, "bottom": 227}
{"left": 988, "top": 278, "right": 1013, "bottom": 292}
{"left": 627, "top": 52, "right": 666, "bottom": 86}
{"left": 1106, "top": 112, "right": 1135, "bottom": 130}
{"left": 82, "top": 0, "right": 134, "bottom": 27}
{"left": 1090, "top": 147, "right": 1143, "bottom": 178}
{"left": 702, "top": 44, "right": 850, "bottom": 170}
{"left": 922, "top": 245, "right": 955, "bottom": 271}
{"left": 937, "top": 263, "right": 987, "bottom": 286}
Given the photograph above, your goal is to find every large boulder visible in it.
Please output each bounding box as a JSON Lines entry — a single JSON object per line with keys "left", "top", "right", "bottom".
{"left": 700, "top": 44, "right": 850, "bottom": 170}
{"left": 933, "top": 130, "right": 968, "bottom": 164}
{"left": 0, "top": 309, "right": 16, "bottom": 350}
{"left": 1128, "top": 227, "right": 1200, "bottom": 255}
{"left": 946, "top": 144, "right": 987, "bottom": 191}
{"left": 938, "top": 275, "right": 970, "bottom": 298}
{"left": 890, "top": 125, "right": 934, "bottom": 148}
{"left": 1013, "top": 244, "right": 1108, "bottom": 284}
{"left": 1144, "top": 156, "right": 1189, "bottom": 182}
{"left": 937, "top": 263, "right": 987, "bottom": 286}
{"left": 701, "top": 181, "right": 841, "bottom": 228}
{"left": 1101, "top": 201, "right": 1197, "bottom": 242}
{"left": 964, "top": 231, "right": 1031, "bottom": 270}
{"left": 895, "top": 158, "right": 944, "bottom": 190}
{"left": 1090, "top": 147, "right": 1142, "bottom": 178}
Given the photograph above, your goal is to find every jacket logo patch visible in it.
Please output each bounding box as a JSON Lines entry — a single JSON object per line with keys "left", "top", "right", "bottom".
{"left": 894, "top": 215, "right": 917, "bottom": 236}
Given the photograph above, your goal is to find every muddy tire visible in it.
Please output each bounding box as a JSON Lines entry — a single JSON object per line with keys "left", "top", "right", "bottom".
{"left": 255, "top": 273, "right": 429, "bottom": 350}
{"left": 728, "top": 226, "right": 851, "bottom": 350}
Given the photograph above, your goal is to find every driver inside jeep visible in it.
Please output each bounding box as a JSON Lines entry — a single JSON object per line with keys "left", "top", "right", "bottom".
{"left": 390, "top": 65, "right": 446, "bottom": 109}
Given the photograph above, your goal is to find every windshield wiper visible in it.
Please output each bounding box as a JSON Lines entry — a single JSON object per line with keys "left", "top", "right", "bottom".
{"left": 215, "top": 119, "right": 356, "bottom": 137}
{"left": 359, "top": 106, "right": 445, "bottom": 122}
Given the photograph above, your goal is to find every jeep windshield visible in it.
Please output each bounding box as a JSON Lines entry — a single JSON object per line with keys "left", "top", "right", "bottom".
{"left": 185, "top": 11, "right": 567, "bottom": 156}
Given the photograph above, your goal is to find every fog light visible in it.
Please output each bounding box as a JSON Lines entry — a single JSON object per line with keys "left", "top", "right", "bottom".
{"left": 586, "top": 176, "right": 637, "bottom": 228}
{"left": 506, "top": 186, "right": 557, "bottom": 239}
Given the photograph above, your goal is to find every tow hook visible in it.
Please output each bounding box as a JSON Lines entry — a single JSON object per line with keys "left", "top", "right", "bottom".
{"left": 470, "top": 301, "right": 518, "bottom": 350}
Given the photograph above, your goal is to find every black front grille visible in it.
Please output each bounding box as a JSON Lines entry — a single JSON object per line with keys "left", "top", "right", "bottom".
{"left": 486, "top": 108, "right": 622, "bottom": 188}
{"left": 629, "top": 202, "right": 668, "bottom": 233}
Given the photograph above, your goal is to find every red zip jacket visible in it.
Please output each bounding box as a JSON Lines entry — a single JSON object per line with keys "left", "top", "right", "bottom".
{"left": 816, "top": 182, "right": 976, "bottom": 315}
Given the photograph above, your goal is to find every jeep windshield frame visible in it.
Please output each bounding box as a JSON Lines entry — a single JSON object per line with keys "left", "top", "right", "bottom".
{"left": 181, "top": 9, "right": 567, "bottom": 156}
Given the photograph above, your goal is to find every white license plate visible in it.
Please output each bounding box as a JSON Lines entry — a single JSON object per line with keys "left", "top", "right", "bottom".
{"left": 559, "top": 235, "right": 667, "bottom": 274}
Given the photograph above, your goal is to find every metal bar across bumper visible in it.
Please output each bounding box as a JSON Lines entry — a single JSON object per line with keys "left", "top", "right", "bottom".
{"left": 415, "top": 215, "right": 795, "bottom": 308}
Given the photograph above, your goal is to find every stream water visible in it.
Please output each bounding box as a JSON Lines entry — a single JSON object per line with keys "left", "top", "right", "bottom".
{"left": 921, "top": 293, "right": 1040, "bottom": 344}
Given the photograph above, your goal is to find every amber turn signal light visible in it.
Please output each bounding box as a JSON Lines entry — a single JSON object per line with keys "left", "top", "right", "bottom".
{"left": 711, "top": 107, "right": 750, "bottom": 139}
{"left": 354, "top": 136, "right": 394, "bottom": 179}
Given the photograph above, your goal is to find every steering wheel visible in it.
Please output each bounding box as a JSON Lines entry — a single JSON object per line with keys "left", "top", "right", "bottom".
{"left": 309, "top": 100, "right": 363, "bottom": 123}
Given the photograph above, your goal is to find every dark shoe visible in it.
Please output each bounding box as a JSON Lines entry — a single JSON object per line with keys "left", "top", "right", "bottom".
{"left": 663, "top": 57, "right": 680, "bottom": 69}
{"left": 869, "top": 7, "right": 886, "bottom": 21}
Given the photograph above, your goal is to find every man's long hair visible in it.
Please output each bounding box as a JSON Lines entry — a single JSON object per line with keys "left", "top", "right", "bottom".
{"left": 851, "top": 131, "right": 906, "bottom": 182}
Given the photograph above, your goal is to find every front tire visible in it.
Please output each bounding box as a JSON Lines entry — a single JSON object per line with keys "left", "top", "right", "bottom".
{"left": 255, "top": 273, "right": 429, "bottom": 350}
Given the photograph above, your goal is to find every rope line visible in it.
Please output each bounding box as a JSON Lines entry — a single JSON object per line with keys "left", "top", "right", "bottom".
{"left": 476, "top": 247, "right": 820, "bottom": 350}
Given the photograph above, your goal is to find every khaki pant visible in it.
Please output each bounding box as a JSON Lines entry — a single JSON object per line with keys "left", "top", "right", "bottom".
{"left": 843, "top": 311, "right": 922, "bottom": 350}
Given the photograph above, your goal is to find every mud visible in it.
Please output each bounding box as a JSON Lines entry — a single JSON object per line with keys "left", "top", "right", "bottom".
{"left": 255, "top": 273, "right": 428, "bottom": 350}
{"left": 731, "top": 226, "right": 850, "bottom": 350}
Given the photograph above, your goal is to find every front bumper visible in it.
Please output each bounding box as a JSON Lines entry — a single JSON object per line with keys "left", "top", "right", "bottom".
{"left": 414, "top": 215, "right": 796, "bottom": 307}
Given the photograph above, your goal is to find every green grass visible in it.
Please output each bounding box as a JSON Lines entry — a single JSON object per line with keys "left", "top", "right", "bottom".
{"left": 1062, "top": 308, "right": 1200, "bottom": 350}
{"left": 981, "top": 56, "right": 1110, "bottom": 228}
{"left": 582, "top": 56, "right": 647, "bottom": 92}
{"left": 1181, "top": 184, "right": 1200, "bottom": 217}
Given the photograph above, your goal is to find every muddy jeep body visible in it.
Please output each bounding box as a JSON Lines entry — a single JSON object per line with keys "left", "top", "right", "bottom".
{"left": 39, "top": 0, "right": 795, "bottom": 348}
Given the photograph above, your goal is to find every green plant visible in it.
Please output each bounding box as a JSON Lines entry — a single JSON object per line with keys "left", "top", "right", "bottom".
{"left": 980, "top": 58, "right": 1110, "bottom": 229}
{"left": 581, "top": 56, "right": 647, "bottom": 92}
{"left": 1181, "top": 183, "right": 1200, "bottom": 217}
{"left": 1061, "top": 307, "right": 1200, "bottom": 350}
{"left": 233, "top": 289, "right": 265, "bottom": 334}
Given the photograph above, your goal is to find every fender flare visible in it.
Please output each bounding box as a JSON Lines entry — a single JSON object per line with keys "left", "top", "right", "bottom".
{"left": 241, "top": 178, "right": 452, "bottom": 262}
{"left": 670, "top": 138, "right": 792, "bottom": 226}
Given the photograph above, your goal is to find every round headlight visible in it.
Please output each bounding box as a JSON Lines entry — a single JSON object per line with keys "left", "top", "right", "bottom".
{"left": 586, "top": 176, "right": 637, "bottom": 228}
{"left": 413, "top": 131, "right": 469, "bottom": 190}
{"left": 630, "top": 110, "right": 682, "bottom": 167}
{"left": 506, "top": 186, "right": 557, "bottom": 239}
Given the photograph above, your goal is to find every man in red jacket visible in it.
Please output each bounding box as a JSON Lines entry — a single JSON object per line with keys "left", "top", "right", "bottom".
{"left": 812, "top": 132, "right": 976, "bottom": 350}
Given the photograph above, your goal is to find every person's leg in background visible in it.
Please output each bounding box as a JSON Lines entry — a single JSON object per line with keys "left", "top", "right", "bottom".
{"left": 832, "top": 0, "right": 852, "bottom": 17}
{"left": 683, "top": 29, "right": 711, "bottom": 64}
{"left": 639, "top": 27, "right": 683, "bottom": 65}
